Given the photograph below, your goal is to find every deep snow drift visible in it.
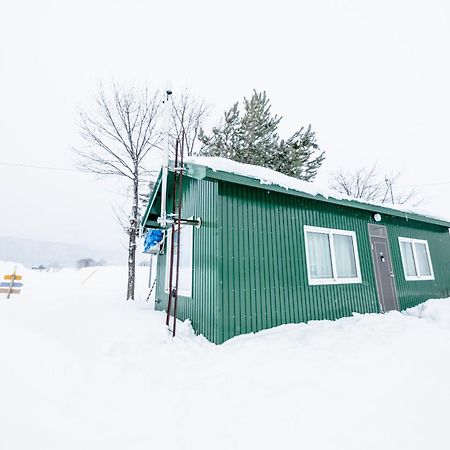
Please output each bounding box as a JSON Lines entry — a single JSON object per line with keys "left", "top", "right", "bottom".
{"left": 1, "top": 262, "right": 450, "bottom": 450}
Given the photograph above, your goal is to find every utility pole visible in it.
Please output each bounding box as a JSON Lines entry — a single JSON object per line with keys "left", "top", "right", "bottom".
{"left": 384, "top": 177, "right": 395, "bottom": 204}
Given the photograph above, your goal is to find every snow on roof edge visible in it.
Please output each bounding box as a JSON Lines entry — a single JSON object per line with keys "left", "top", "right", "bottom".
{"left": 183, "top": 156, "right": 450, "bottom": 226}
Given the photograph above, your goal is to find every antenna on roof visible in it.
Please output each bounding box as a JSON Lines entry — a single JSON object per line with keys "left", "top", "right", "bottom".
{"left": 384, "top": 176, "right": 395, "bottom": 204}
{"left": 159, "top": 82, "right": 173, "bottom": 228}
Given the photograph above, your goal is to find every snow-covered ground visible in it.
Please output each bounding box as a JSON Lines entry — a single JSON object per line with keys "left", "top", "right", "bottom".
{"left": 1, "top": 262, "right": 450, "bottom": 450}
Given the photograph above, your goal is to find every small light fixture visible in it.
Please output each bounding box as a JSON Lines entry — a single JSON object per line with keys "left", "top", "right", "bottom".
{"left": 373, "top": 213, "right": 382, "bottom": 222}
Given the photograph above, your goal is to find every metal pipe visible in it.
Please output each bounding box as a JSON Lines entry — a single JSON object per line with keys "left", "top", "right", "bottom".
{"left": 166, "top": 138, "right": 179, "bottom": 327}
{"left": 172, "top": 130, "right": 185, "bottom": 338}
{"left": 159, "top": 86, "right": 173, "bottom": 228}
{"left": 164, "top": 218, "right": 202, "bottom": 228}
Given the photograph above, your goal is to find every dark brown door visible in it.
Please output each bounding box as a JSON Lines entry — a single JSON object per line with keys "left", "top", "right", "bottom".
{"left": 368, "top": 224, "right": 398, "bottom": 312}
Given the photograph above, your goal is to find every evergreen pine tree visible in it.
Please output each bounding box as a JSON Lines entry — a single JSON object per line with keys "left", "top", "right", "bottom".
{"left": 198, "top": 91, "right": 325, "bottom": 181}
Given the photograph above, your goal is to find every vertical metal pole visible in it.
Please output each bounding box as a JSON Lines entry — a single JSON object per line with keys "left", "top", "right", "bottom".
{"left": 6, "top": 268, "right": 16, "bottom": 299}
{"left": 172, "top": 130, "right": 185, "bottom": 337}
{"left": 145, "top": 254, "right": 154, "bottom": 303}
{"left": 160, "top": 87, "right": 173, "bottom": 228}
{"left": 148, "top": 254, "right": 153, "bottom": 288}
{"left": 165, "top": 138, "right": 179, "bottom": 326}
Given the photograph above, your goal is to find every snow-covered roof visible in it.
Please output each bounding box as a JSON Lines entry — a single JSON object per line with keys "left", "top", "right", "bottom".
{"left": 184, "top": 156, "right": 450, "bottom": 227}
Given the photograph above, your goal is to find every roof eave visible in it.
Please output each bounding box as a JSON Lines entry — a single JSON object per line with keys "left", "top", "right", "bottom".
{"left": 184, "top": 162, "right": 450, "bottom": 229}
{"left": 141, "top": 169, "right": 163, "bottom": 229}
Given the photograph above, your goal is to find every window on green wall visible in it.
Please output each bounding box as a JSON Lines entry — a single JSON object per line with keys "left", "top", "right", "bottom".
{"left": 165, "top": 225, "right": 193, "bottom": 297}
{"left": 398, "top": 237, "right": 434, "bottom": 281}
{"left": 304, "top": 225, "right": 362, "bottom": 285}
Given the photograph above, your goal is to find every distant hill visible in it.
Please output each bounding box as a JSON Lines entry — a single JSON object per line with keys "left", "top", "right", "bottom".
{"left": 0, "top": 236, "right": 126, "bottom": 268}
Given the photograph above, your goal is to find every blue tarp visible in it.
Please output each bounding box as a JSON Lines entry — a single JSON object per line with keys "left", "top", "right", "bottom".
{"left": 144, "top": 229, "right": 164, "bottom": 253}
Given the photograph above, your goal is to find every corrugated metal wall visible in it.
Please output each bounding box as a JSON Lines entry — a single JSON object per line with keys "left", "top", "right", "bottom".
{"left": 154, "top": 177, "right": 220, "bottom": 342}
{"left": 218, "top": 183, "right": 380, "bottom": 342}
{"left": 381, "top": 217, "right": 450, "bottom": 310}
{"left": 155, "top": 175, "right": 450, "bottom": 344}
{"left": 217, "top": 181, "right": 450, "bottom": 343}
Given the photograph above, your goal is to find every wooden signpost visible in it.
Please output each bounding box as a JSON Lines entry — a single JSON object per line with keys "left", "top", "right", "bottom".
{"left": 1, "top": 270, "right": 23, "bottom": 298}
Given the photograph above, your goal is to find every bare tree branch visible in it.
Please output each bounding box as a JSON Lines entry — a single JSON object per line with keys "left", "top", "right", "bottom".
{"left": 74, "top": 82, "right": 161, "bottom": 301}
{"left": 74, "top": 84, "right": 209, "bottom": 300}
{"left": 330, "top": 164, "right": 424, "bottom": 206}
{"left": 170, "top": 89, "right": 210, "bottom": 156}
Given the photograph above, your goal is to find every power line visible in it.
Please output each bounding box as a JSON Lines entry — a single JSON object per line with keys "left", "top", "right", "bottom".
{"left": 0, "top": 161, "right": 159, "bottom": 175}
{"left": 2, "top": 160, "right": 450, "bottom": 187}
{"left": 0, "top": 161, "right": 81, "bottom": 172}
{"left": 398, "top": 180, "right": 450, "bottom": 188}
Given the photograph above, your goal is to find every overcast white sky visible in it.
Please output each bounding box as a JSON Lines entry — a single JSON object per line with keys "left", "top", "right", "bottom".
{"left": 1, "top": 0, "right": 449, "bottom": 258}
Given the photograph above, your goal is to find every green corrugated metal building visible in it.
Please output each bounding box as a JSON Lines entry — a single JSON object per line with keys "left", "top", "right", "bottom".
{"left": 142, "top": 157, "right": 450, "bottom": 344}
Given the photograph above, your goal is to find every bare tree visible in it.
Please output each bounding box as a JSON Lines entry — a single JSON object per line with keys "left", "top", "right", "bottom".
{"left": 170, "top": 89, "right": 210, "bottom": 156}
{"left": 75, "top": 83, "right": 161, "bottom": 300}
{"left": 330, "top": 165, "right": 423, "bottom": 206}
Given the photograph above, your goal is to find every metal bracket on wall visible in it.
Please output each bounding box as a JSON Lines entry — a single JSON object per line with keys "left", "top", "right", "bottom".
{"left": 165, "top": 217, "right": 202, "bottom": 228}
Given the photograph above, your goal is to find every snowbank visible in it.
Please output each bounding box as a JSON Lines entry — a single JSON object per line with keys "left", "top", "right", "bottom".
{"left": 1, "top": 265, "right": 450, "bottom": 450}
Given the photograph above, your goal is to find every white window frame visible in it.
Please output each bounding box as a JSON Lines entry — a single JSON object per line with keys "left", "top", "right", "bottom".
{"left": 398, "top": 237, "right": 434, "bottom": 281}
{"left": 304, "top": 225, "right": 362, "bottom": 286}
{"left": 164, "top": 224, "right": 193, "bottom": 297}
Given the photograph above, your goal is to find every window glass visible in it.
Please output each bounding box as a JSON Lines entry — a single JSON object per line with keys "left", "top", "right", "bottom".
{"left": 306, "top": 231, "right": 333, "bottom": 279}
{"left": 414, "top": 242, "right": 432, "bottom": 276}
{"left": 165, "top": 225, "right": 193, "bottom": 296}
{"left": 400, "top": 241, "right": 417, "bottom": 277}
{"left": 333, "top": 234, "right": 357, "bottom": 278}
{"left": 305, "top": 227, "right": 361, "bottom": 284}
{"left": 368, "top": 225, "right": 387, "bottom": 237}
